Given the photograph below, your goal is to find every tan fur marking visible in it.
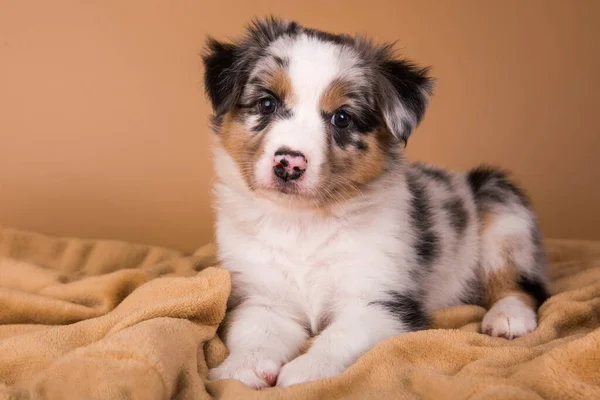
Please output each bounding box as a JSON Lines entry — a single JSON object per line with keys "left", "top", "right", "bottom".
{"left": 219, "top": 112, "right": 266, "bottom": 188}
{"left": 262, "top": 68, "right": 295, "bottom": 105}
{"left": 479, "top": 212, "right": 496, "bottom": 234}
{"left": 315, "top": 77, "right": 394, "bottom": 205}
{"left": 348, "top": 133, "right": 386, "bottom": 184}
{"left": 480, "top": 266, "right": 537, "bottom": 308}
{"left": 318, "top": 127, "right": 391, "bottom": 206}
{"left": 319, "top": 78, "right": 352, "bottom": 113}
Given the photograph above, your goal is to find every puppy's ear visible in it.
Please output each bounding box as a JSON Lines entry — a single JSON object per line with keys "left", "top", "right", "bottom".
{"left": 377, "top": 54, "right": 433, "bottom": 146}
{"left": 202, "top": 38, "right": 245, "bottom": 116}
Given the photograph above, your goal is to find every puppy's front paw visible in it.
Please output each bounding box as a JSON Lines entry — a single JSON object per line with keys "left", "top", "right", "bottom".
{"left": 208, "top": 351, "right": 282, "bottom": 390}
{"left": 276, "top": 353, "right": 345, "bottom": 387}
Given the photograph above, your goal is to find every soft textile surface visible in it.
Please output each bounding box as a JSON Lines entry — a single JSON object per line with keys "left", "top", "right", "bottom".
{"left": 0, "top": 227, "right": 599, "bottom": 399}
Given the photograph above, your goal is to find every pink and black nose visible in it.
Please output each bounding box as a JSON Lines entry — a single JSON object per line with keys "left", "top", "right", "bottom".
{"left": 273, "top": 149, "right": 307, "bottom": 182}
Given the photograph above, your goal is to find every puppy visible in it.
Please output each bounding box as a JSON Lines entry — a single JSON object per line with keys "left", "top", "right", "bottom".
{"left": 203, "top": 17, "right": 549, "bottom": 389}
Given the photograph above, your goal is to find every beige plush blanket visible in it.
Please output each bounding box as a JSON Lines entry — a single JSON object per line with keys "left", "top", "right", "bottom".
{"left": 0, "top": 226, "right": 599, "bottom": 399}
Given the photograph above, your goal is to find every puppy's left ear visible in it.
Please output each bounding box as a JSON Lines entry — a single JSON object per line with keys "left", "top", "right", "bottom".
{"left": 377, "top": 55, "right": 434, "bottom": 145}
{"left": 202, "top": 38, "right": 245, "bottom": 117}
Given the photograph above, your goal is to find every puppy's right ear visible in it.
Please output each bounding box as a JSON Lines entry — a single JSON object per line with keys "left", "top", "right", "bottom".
{"left": 202, "top": 38, "right": 243, "bottom": 116}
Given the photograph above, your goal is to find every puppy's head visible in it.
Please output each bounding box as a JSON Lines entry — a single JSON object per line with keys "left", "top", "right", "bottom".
{"left": 203, "top": 17, "right": 432, "bottom": 207}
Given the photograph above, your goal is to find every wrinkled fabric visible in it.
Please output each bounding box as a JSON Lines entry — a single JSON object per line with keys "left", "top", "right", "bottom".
{"left": 0, "top": 227, "right": 598, "bottom": 399}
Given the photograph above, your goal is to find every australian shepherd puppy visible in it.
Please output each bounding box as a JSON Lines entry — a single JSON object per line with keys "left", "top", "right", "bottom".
{"left": 203, "top": 17, "right": 549, "bottom": 389}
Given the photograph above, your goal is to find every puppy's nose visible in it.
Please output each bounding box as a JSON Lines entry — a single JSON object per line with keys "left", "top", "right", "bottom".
{"left": 273, "top": 149, "right": 307, "bottom": 182}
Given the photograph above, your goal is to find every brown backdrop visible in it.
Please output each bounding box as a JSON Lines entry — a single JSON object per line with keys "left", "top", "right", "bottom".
{"left": 1, "top": 0, "right": 599, "bottom": 252}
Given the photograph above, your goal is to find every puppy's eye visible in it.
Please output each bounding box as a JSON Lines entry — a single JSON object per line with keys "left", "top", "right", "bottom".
{"left": 258, "top": 96, "right": 277, "bottom": 114}
{"left": 331, "top": 110, "right": 351, "bottom": 129}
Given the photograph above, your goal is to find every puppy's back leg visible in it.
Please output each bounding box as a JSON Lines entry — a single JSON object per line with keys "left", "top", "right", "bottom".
{"left": 468, "top": 167, "right": 550, "bottom": 339}
{"left": 480, "top": 261, "right": 547, "bottom": 339}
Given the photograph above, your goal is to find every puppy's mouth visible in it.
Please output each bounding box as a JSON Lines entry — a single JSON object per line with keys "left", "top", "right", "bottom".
{"left": 255, "top": 177, "right": 360, "bottom": 209}
{"left": 257, "top": 180, "right": 305, "bottom": 197}
{"left": 254, "top": 179, "right": 323, "bottom": 208}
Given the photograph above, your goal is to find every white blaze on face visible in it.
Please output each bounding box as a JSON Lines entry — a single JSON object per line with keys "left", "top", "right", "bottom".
{"left": 253, "top": 35, "right": 356, "bottom": 191}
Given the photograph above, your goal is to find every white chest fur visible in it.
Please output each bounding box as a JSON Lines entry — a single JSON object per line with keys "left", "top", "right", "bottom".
{"left": 214, "top": 178, "right": 413, "bottom": 334}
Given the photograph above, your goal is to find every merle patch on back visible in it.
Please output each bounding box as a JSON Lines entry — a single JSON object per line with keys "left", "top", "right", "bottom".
{"left": 443, "top": 197, "right": 469, "bottom": 236}
{"left": 467, "top": 165, "right": 531, "bottom": 209}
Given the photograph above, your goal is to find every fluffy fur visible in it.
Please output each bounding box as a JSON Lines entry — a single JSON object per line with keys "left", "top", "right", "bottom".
{"left": 203, "top": 17, "right": 549, "bottom": 389}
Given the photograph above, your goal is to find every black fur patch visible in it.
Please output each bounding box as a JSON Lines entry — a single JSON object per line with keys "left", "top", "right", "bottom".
{"left": 381, "top": 59, "right": 431, "bottom": 126}
{"left": 459, "top": 273, "right": 484, "bottom": 306}
{"left": 331, "top": 127, "right": 353, "bottom": 148}
{"left": 251, "top": 107, "right": 293, "bottom": 132}
{"left": 517, "top": 274, "right": 550, "bottom": 308}
{"left": 375, "top": 51, "right": 433, "bottom": 144}
{"left": 371, "top": 292, "right": 430, "bottom": 331}
{"left": 406, "top": 173, "right": 440, "bottom": 268}
{"left": 467, "top": 165, "right": 531, "bottom": 208}
{"left": 323, "top": 108, "right": 381, "bottom": 149}
{"left": 202, "top": 39, "right": 240, "bottom": 115}
{"left": 352, "top": 109, "right": 382, "bottom": 134}
{"left": 443, "top": 197, "right": 469, "bottom": 236}
{"left": 252, "top": 114, "right": 273, "bottom": 132}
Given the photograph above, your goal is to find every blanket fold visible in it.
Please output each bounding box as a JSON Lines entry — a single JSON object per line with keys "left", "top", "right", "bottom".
{"left": 0, "top": 227, "right": 599, "bottom": 399}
